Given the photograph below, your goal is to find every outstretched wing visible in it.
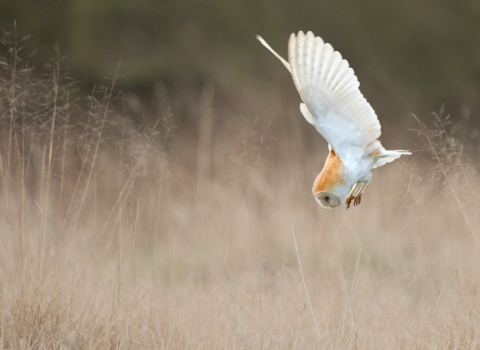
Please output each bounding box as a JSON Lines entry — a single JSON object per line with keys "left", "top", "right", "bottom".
{"left": 257, "top": 31, "right": 382, "bottom": 160}
{"left": 288, "top": 31, "right": 382, "bottom": 160}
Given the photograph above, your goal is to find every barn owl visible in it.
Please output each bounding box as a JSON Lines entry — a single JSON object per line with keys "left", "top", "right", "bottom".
{"left": 257, "top": 31, "right": 410, "bottom": 209}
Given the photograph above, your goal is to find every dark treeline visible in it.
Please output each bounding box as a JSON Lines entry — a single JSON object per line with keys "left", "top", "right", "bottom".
{"left": 1, "top": 0, "right": 480, "bottom": 134}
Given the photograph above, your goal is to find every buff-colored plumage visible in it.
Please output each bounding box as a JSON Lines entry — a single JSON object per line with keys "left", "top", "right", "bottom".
{"left": 257, "top": 31, "right": 411, "bottom": 209}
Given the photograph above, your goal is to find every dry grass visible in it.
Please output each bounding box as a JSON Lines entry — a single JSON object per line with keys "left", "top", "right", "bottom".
{"left": 1, "top": 33, "right": 480, "bottom": 350}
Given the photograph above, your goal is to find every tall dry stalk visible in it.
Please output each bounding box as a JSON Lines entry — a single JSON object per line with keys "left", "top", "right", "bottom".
{"left": 413, "top": 113, "right": 480, "bottom": 247}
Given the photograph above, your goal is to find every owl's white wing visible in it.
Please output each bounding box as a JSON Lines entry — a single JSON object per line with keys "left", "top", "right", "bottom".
{"left": 288, "top": 31, "right": 382, "bottom": 160}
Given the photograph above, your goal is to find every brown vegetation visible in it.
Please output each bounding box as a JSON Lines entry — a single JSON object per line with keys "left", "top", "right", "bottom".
{"left": 0, "top": 33, "right": 480, "bottom": 349}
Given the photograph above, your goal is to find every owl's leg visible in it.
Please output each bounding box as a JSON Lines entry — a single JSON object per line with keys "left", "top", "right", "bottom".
{"left": 346, "top": 178, "right": 371, "bottom": 209}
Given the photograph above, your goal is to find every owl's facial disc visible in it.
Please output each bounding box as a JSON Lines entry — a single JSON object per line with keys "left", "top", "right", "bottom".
{"left": 314, "top": 191, "right": 342, "bottom": 208}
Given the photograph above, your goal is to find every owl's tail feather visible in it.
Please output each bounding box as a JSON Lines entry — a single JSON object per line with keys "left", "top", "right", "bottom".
{"left": 374, "top": 150, "right": 411, "bottom": 168}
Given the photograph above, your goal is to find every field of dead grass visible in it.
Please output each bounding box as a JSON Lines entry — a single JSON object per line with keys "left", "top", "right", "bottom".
{"left": 1, "top": 34, "right": 480, "bottom": 349}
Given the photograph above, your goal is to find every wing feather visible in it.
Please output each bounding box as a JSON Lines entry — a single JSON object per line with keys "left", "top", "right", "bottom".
{"left": 256, "top": 35, "right": 291, "bottom": 73}
{"left": 287, "top": 31, "right": 381, "bottom": 159}
{"left": 257, "top": 31, "right": 411, "bottom": 174}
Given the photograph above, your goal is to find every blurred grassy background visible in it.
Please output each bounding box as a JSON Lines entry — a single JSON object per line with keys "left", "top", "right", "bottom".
{"left": 1, "top": 0, "right": 480, "bottom": 136}
{"left": 2, "top": 1, "right": 480, "bottom": 348}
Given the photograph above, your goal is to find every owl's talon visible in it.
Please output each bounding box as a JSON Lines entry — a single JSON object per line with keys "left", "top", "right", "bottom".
{"left": 346, "top": 195, "right": 353, "bottom": 209}
{"left": 346, "top": 183, "right": 365, "bottom": 209}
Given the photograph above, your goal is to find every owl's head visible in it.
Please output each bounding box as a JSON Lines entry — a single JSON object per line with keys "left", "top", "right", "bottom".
{"left": 314, "top": 191, "right": 343, "bottom": 208}
{"left": 312, "top": 148, "right": 350, "bottom": 209}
